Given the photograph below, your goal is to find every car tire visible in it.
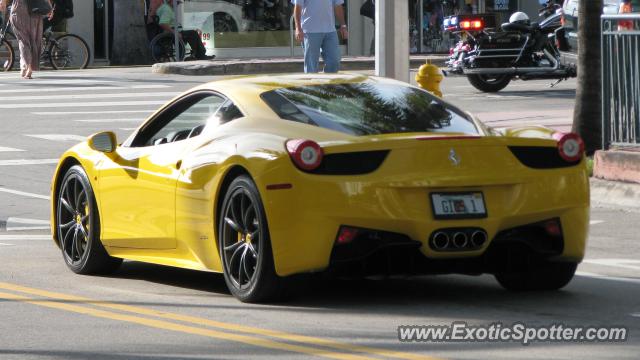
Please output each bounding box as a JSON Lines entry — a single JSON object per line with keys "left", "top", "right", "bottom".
{"left": 218, "top": 175, "right": 284, "bottom": 303}
{"left": 495, "top": 261, "right": 577, "bottom": 291}
{"left": 56, "top": 165, "right": 122, "bottom": 275}
{"left": 467, "top": 74, "right": 512, "bottom": 92}
{"left": 214, "top": 13, "right": 238, "bottom": 33}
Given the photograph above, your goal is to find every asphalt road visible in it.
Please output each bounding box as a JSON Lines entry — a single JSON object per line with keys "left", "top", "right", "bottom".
{"left": 0, "top": 68, "right": 638, "bottom": 360}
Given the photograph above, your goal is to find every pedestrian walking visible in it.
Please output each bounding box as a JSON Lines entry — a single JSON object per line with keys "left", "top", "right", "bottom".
{"left": 0, "top": 0, "right": 52, "bottom": 79}
{"left": 293, "top": 0, "right": 348, "bottom": 73}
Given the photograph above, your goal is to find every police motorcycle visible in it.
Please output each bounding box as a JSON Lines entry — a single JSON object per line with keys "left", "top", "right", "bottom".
{"left": 443, "top": 4, "right": 576, "bottom": 92}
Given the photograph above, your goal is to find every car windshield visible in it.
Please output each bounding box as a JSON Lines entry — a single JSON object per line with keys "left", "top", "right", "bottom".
{"left": 261, "top": 83, "right": 478, "bottom": 136}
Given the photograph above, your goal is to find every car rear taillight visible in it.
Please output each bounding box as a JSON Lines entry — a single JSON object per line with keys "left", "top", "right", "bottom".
{"left": 553, "top": 132, "right": 584, "bottom": 162}
{"left": 286, "top": 139, "right": 324, "bottom": 171}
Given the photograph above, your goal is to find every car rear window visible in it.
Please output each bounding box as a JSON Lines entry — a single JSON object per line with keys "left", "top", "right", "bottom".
{"left": 260, "top": 83, "right": 478, "bottom": 136}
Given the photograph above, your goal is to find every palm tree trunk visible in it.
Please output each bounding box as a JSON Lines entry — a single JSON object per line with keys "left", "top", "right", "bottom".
{"left": 111, "top": 0, "right": 151, "bottom": 65}
{"left": 572, "top": 0, "right": 603, "bottom": 155}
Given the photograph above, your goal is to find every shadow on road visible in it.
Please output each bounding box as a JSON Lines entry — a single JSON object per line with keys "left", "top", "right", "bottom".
{"left": 106, "top": 261, "right": 228, "bottom": 295}
{"left": 92, "top": 260, "right": 639, "bottom": 326}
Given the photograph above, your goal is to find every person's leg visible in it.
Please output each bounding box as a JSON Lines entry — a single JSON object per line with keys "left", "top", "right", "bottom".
{"left": 181, "top": 30, "right": 209, "bottom": 59}
{"left": 17, "top": 40, "right": 27, "bottom": 77}
{"left": 320, "top": 31, "right": 340, "bottom": 73}
{"left": 9, "top": 12, "right": 31, "bottom": 78}
{"left": 29, "top": 16, "right": 43, "bottom": 74}
{"left": 303, "top": 33, "right": 322, "bottom": 73}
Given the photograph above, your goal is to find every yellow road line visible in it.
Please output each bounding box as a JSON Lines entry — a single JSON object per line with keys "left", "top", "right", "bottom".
{"left": 0, "top": 282, "right": 440, "bottom": 360}
{"left": 0, "top": 290, "right": 373, "bottom": 360}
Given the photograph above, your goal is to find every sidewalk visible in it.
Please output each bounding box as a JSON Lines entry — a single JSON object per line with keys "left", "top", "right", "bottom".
{"left": 151, "top": 55, "right": 448, "bottom": 76}
{"left": 591, "top": 178, "right": 640, "bottom": 212}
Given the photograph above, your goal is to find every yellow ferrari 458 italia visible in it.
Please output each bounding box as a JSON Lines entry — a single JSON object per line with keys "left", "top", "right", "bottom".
{"left": 50, "top": 74, "right": 589, "bottom": 302}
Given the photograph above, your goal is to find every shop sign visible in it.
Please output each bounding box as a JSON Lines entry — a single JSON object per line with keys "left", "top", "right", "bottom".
{"left": 494, "top": 0, "right": 509, "bottom": 10}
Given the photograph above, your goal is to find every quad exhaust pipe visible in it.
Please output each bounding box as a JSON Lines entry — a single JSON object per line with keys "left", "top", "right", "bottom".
{"left": 432, "top": 231, "right": 450, "bottom": 250}
{"left": 430, "top": 229, "right": 488, "bottom": 251}
{"left": 471, "top": 230, "right": 488, "bottom": 248}
{"left": 452, "top": 232, "right": 468, "bottom": 249}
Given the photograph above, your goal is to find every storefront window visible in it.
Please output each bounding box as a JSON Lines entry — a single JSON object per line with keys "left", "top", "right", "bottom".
{"left": 483, "top": 0, "right": 517, "bottom": 24}
{"left": 183, "top": 0, "right": 347, "bottom": 53}
{"left": 419, "top": 0, "right": 461, "bottom": 53}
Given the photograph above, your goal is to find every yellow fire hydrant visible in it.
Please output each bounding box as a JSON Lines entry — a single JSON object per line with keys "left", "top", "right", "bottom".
{"left": 416, "top": 62, "right": 444, "bottom": 98}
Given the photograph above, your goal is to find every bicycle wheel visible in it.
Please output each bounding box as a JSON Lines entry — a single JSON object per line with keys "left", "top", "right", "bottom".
{"left": 49, "top": 34, "right": 90, "bottom": 70}
{"left": 150, "top": 32, "right": 185, "bottom": 63}
{"left": 0, "top": 38, "right": 14, "bottom": 71}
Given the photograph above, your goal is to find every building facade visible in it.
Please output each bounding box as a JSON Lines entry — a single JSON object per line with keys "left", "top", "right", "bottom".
{"left": 69, "top": 0, "right": 545, "bottom": 65}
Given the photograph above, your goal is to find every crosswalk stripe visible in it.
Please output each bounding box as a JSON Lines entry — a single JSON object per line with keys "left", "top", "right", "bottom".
{"left": 0, "top": 101, "right": 168, "bottom": 109}
{"left": 0, "top": 85, "right": 171, "bottom": 94}
{"left": 0, "top": 92, "right": 177, "bottom": 102}
{"left": 0, "top": 146, "right": 25, "bottom": 152}
{"left": 0, "top": 79, "right": 116, "bottom": 85}
{"left": 0, "top": 159, "right": 58, "bottom": 166}
{"left": 0, "top": 235, "right": 52, "bottom": 241}
{"left": 32, "top": 110, "right": 154, "bottom": 115}
{"left": 74, "top": 118, "right": 142, "bottom": 123}
{"left": 0, "top": 187, "right": 50, "bottom": 200}
{"left": 6, "top": 217, "right": 50, "bottom": 231}
{"left": 25, "top": 134, "right": 87, "bottom": 142}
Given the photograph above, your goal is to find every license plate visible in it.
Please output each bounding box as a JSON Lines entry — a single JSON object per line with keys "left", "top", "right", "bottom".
{"left": 430, "top": 192, "right": 487, "bottom": 219}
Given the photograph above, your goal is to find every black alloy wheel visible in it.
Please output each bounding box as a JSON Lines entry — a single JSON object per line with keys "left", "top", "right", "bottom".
{"left": 219, "top": 176, "right": 283, "bottom": 302}
{"left": 214, "top": 13, "right": 238, "bottom": 33}
{"left": 57, "top": 165, "right": 121, "bottom": 274}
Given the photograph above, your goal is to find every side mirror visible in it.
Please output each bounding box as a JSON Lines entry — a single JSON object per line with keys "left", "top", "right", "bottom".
{"left": 88, "top": 132, "right": 117, "bottom": 153}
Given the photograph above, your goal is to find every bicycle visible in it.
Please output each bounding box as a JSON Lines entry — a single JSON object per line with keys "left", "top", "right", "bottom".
{"left": 0, "top": 17, "right": 14, "bottom": 71}
{"left": 0, "top": 16, "right": 90, "bottom": 71}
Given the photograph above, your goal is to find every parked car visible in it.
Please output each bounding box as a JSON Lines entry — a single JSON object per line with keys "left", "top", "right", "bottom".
{"left": 561, "top": 0, "right": 634, "bottom": 52}
{"left": 183, "top": 0, "right": 253, "bottom": 56}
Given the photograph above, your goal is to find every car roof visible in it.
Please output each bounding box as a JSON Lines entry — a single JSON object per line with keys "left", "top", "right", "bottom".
{"left": 189, "top": 73, "right": 404, "bottom": 118}
{"left": 198, "top": 73, "right": 391, "bottom": 96}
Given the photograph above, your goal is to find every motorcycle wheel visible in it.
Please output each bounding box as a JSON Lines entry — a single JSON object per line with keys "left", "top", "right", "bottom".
{"left": 467, "top": 74, "right": 512, "bottom": 92}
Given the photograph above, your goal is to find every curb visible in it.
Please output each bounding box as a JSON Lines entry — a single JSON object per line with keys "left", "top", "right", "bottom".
{"left": 593, "top": 149, "right": 640, "bottom": 184}
{"left": 151, "top": 56, "right": 448, "bottom": 76}
{"left": 590, "top": 177, "right": 640, "bottom": 211}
